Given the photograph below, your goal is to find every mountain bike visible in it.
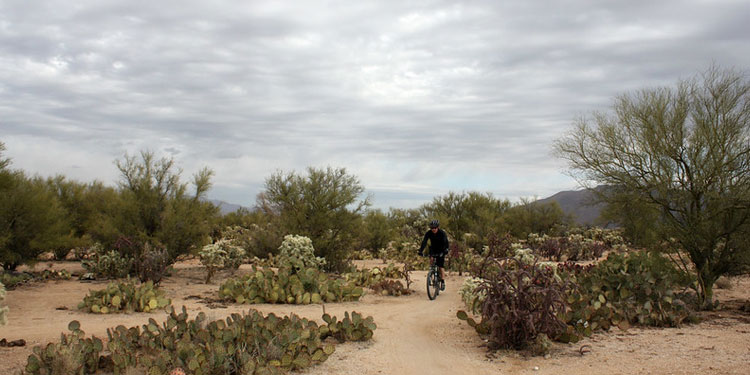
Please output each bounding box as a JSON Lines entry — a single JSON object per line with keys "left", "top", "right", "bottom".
{"left": 426, "top": 255, "right": 444, "bottom": 300}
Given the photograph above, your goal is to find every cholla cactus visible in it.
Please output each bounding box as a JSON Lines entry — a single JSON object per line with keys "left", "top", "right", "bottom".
{"left": 0, "top": 282, "right": 8, "bottom": 326}
{"left": 277, "top": 235, "right": 326, "bottom": 270}
{"left": 82, "top": 249, "right": 133, "bottom": 279}
{"left": 459, "top": 277, "right": 486, "bottom": 315}
{"left": 221, "top": 240, "right": 247, "bottom": 272}
{"left": 221, "top": 226, "right": 253, "bottom": 255}
{"left": 512, "top": 243, "right": 537, "bottom": 265}
{"left": 199, "top": 241, "right": 228, "bottom": 283}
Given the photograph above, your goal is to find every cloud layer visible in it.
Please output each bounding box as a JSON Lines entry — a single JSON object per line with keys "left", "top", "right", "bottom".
{"left": 2, "top": 0, "right": 749, "bottom": 209}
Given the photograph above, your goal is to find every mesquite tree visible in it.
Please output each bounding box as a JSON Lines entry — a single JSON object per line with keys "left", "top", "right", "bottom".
{"left": 554, "top": 66, "right": 750, "bottom": 309}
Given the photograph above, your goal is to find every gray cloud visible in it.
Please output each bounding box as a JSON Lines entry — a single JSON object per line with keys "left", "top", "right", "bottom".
{"left": 1, "top": 0, "right": 748, "bottom": 209}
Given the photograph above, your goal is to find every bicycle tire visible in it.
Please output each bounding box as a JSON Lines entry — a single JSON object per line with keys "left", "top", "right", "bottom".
{"left": 426, "top": 268, "right": 439, "bottom": 300}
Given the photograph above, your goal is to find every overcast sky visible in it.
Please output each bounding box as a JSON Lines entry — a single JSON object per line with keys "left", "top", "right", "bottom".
{"left": 2, "top": 1, "right": 749, "bottom": 210}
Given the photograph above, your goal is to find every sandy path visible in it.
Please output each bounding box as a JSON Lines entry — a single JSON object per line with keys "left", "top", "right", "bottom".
{"left": 1, "top": 261, "right": 749, "bottom": 374}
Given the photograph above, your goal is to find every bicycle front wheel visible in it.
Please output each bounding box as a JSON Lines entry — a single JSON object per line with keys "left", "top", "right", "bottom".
{"left": 426, "top": 269, "right": 439, "bottom": 300}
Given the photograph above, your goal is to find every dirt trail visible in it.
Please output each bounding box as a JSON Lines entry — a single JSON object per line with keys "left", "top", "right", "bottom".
{"left": 298, "top": 272, "right": 498, "bottom": 375}
{"left": 1, "top": 261, "right": 749, "bottom": 375}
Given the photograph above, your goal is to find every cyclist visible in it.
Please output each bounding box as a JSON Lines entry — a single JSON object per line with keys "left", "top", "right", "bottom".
{"left": 417, "top": 219, "right": 449, "bottom": 290}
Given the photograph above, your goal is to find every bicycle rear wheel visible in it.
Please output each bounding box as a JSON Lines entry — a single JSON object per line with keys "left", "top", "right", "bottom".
{"left": 426, "top": 269, "right": 439, "bottom": 300}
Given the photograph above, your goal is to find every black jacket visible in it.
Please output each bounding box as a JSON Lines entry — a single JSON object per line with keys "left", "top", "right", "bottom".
{"left": 418, "top": 228, "right": 450, "bottom": 256}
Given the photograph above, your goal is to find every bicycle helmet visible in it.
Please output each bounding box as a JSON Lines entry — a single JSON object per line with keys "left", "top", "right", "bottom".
{"left": 429, "top": 219, "right": 440, "bottom": 228}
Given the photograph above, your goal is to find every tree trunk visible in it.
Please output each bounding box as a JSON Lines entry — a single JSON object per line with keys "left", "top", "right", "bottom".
{"left": 697, "top": 269, "right": 717, "bottom": 310}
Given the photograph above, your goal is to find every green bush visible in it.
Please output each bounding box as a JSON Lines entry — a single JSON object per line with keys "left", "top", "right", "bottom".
{"left": 0, "top": 271, "right": 33, "bottom": 289}
{"left": 257, "top": 167, "right": 370, "bottom": 273}
{"left": 113, "top": 151, "right": 219, "bottom": 261}
{"left": 0, "top": 172, "right": 71, "bottom": 271}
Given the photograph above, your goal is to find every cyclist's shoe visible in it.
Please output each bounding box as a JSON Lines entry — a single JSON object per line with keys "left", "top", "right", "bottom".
{"left": 440, "top": 279, "right": 445, "bottom": 291}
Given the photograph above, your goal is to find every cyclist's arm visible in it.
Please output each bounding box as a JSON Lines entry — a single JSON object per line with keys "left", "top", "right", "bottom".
{"left": 417, "top": 231, "right": 429, "bottom": 255}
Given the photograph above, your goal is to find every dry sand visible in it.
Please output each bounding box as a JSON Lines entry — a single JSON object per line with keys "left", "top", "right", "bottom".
{"left": 1, "top": 260, "right": 748, "bottom": 374}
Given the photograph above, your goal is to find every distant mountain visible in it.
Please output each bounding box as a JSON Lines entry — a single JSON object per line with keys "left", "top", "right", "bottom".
{"left": 205, "top": 199, "right": 249, "bottom": 215}
{"left": 537, "top": 186, "right": 609, "bottom": 226}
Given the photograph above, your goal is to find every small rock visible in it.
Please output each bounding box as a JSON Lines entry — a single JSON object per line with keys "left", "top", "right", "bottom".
{"left": 533, "top": 366, "right": 540, "bottom": 371}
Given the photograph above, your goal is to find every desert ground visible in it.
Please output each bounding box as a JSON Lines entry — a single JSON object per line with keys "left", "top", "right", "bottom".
{"left": 1, "top": 260, "right": 748, "bottom": 375}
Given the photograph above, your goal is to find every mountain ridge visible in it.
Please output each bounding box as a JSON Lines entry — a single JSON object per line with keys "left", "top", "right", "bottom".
{"left": 536, "top": 186, "right": 607, "bottom": 226}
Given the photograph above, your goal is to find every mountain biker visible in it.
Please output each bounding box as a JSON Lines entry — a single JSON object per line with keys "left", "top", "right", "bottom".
{"left": 417, "top": 219, "right": 449, "bottom": 290}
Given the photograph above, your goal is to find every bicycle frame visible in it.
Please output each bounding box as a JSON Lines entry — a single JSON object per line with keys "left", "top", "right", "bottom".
{"left": 426, "top": 255, "right": 441, "bottom": 300}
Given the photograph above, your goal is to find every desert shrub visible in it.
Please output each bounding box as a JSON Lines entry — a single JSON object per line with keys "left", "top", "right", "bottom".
{"left": 257, "top": 167, "right": 370, "bottom": 273}
{"left": 133, "top": 242, "right": 172, "bottom": 284}
{"left": 382, "top": 241, "right": 429, "bottom": 270}
{"left": 276, "top": 235, "right": 326, "bottom": 270}
{"left": 0, "top": 282, "right": 7, "bottom": 326}
{"left": 38, "top": 269, "right": 72, "bottom": 281}
{"left": 241, "top": 222, "right": 284, "bottom": 259}
{"left": 77, "top": 280, "right": 171, "bottom": 314}
{"left": 0, "top": 271, "right": 34, "bottom": 289}
{"left": 470, "top": 233, "right": 514, "bottom": 279}
{"left": 715, "top": 277, "right": 733, "bottom": 290}
{"left": 528, "top": 229, "right": 627, "bottom": 262}
{"left": 458, "top": 258, "right": 572, "bottom": 353}
{"left": 24, "top": 321, "right": 103, "bottom": 375}
{"left": 447, "top": 240, "right": 473, "bottom": 275}
{"left": 536, "top": 236, "right": 564, "bottom": 261}
{"left": 73, "top": 241, "right": 101, "bottom": 261}
{"left": 219, "top": 225, "right": 253, "bottom": 257}
{"left": 82, "top": 249, "right": 133, "bottom": 279}
{"left": 348, "top": 249, "right": 375, "bottom": 260}
{"left": 106, "top": 237, "right": 172, "bottom": 284}
{"left": 0, "top": 172, "right": 71, "bottom": 271}
{"left": 113, "top": 152, "right": 219, "bottom": 261}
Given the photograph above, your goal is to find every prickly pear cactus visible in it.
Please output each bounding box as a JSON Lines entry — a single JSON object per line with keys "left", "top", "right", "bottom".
{"left": 25, "top": 321, "right": 104, "bottom": 375}
{"left": 219, "top": 265, "right": 363, "bottom": 304}
{"left": 77, "top": 280, "right": 171, "bottom": 313}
